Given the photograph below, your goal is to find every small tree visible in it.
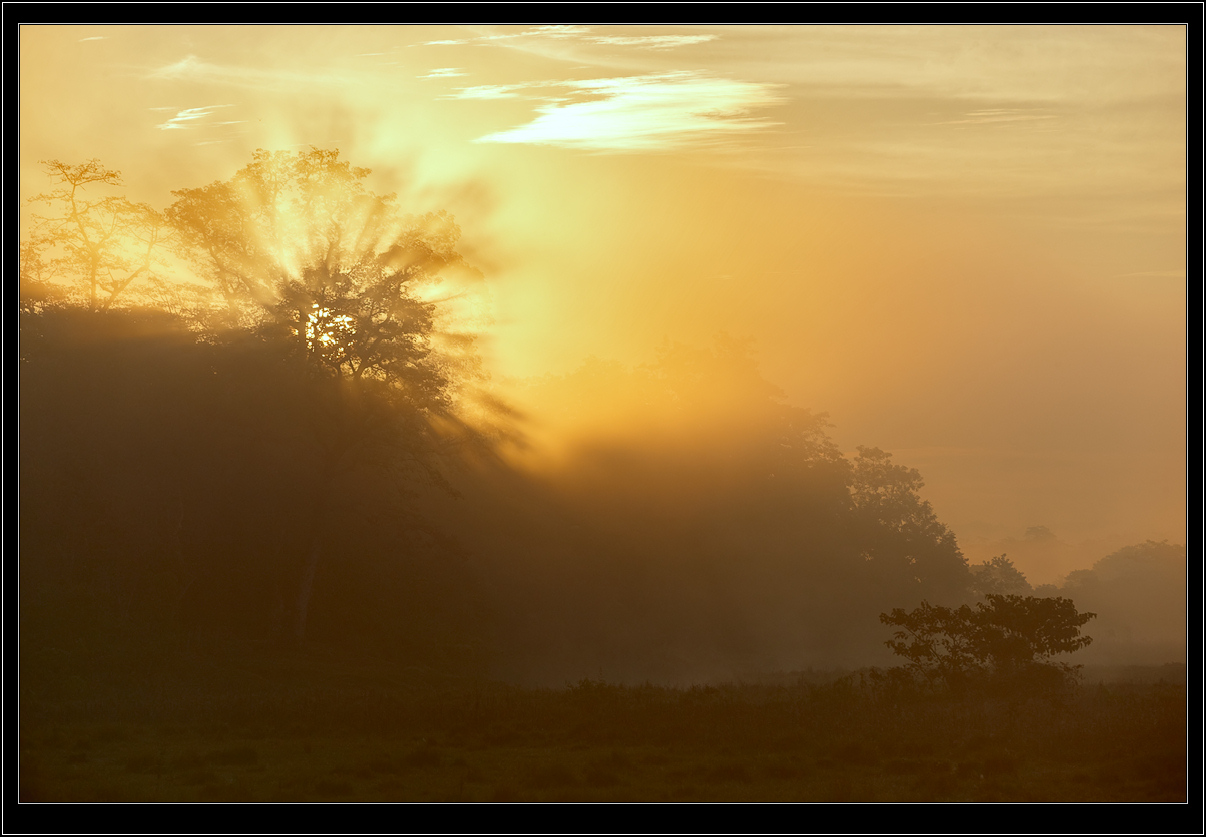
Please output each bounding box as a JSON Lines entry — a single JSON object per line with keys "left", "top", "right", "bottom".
{"left": 880, "top": 594, "right": 1095, "bottom": 692}
{"left": 878, "top": 600, "right": 983, "bottom": 691}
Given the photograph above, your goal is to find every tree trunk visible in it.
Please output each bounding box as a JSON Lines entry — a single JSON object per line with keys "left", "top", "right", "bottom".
{"left": 291, "top": 538, "right": 323, "bottom": 645}
{"left": 286, "top": 396, "right": 354, "bottom": 647}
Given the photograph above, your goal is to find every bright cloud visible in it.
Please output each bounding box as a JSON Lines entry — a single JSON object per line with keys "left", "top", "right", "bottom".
{"left": 588, "top": 35, "right": 715, "bottom": 50}
{"left": 150, "top": 55, "right": 215, "bottom": 81}
{"left": 421, "top": 68, "right": 468, "bottom": 79}
{"left": 423, "top": 26, "right": 715, "bottom": 52}
{"left": 155, "top": 105, "right": 234, "bottom": 131}
{"left": 452, "top": 83, "right": 533, "bottom": 100}
{"left": 518, "top": 25, "right": 591, "bottom": 39}
{"left": 474, "top": 71, "right": 782, "bottom": 151}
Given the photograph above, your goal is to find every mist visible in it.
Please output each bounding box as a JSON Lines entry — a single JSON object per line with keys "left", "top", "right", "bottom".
{"left": 18, "top": 24, "right": 1187, "bottom": 805}
{"left": 19, "top": 304, "right": 1185, "bottom": 685}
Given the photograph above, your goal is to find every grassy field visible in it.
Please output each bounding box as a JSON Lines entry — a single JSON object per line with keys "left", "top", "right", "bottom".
{"left": 18, "top": 643, "right": 1187, "bottom": 804}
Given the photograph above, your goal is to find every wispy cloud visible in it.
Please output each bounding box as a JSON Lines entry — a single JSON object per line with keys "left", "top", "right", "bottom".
{"left": 147, "top": 54, "right": 344, "bottom": 88}
{"left": 424, "top": 26, "right": 716, "bottom": 52}
{"left": 451, "top": 82, "right": 536, "bottom": 100}
{"left": 589, "top": 34, "right": 715, "bottom": 50}
{"left": 472, "top": 71, "right": 782, "bottom": 152}
{"left": 938, "top": 108, "right": 1059, "bottom": 126}
{"left": 421, "top": 67, "right": 467, "bottom": 79}
{"left": 79, "top": 36, "right": 107, "bottom": 43}
{"left": 150, "top": 55, "right": 219, "bottom": 81}
{"left": 523, "top": 26, "right": 590, "bottom": 40}
{"left": 154, "top": 104, "right": 234, "bottom": 131}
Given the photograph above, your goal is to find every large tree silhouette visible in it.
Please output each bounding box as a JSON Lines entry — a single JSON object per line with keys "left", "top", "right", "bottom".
{"left": 161, "top": 148, "right": 486, "bottom": 643}
{"left": 21, "top": 149, "right": 490, "bottom": 651}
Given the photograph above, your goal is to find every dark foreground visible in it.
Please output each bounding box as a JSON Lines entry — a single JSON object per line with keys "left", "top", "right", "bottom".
{"left": 19, "top": 644, "right": 1186, "bottom": 803}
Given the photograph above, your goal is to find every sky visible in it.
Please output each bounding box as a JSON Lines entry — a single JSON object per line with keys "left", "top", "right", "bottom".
{"left": 19, "top": 25, "right": 1188, "bottom": 584}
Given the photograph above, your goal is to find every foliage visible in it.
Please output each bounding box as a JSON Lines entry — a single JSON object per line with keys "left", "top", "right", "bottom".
{"left": 161, "top": 149, "right": 494, "bottom": 641}
{"left": 19, "top": 149, "right": 494, "bottom": 652}
{"left": 20, "top": 149, "right": 1001, "bottom": 676}
{"left": 23, "top": 159, "right": 169, "bottom": 312}
{"left": 969, "top": 554, "right": 1033, "bottom": 597}
{"left": 850, "top": 447, "right": 969, "bottom": 603}
{"left": 1059, "top": 540, "right": 1187, "bottom": 662}
{"left": 166, "top": 148, "right": 484, "bottom": 396}
{"left": 880, "top": 594, "right": 1095, "bottom": 691}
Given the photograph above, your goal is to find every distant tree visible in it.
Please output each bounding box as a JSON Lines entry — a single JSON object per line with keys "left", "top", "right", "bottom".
{"left": 23, "top": 159, "right": 168, "bottom": 312}
{"left": 969, "top": 554, "right": 1032, "bottom": 597}
{"left": 880, "top": 594, "right": 1095, "bottom": 692}
{"left": 1024, "top": 525, "right": 1057, "bottom": 543}
{"left": 1060, "top": 540, "right": 1187, "bottom": 662}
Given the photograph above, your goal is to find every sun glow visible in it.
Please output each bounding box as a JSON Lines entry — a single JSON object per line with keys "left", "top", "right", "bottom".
{"left": 305, "top": 303, "right": 356, "bottom": 354}
{"left": 18, "top": 25, "right": 1187, "bottom": 551}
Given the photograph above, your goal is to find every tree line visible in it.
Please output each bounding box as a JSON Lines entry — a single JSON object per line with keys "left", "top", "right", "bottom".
{"left": 20, "top": 149, "right": 1123, "bottom": 685}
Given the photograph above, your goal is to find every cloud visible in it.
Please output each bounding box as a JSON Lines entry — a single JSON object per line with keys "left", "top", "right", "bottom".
{"left": 147, "top": 54, "right": 344, "bottom": 88}
{"left": 421, "top": 68, "right": 468, "bottom": 79}
{"left": 154, "top": 104, "right": 234, "bottom": 131}
{"left": 150, "top": 55, "right": 215, "bottom": 81}
{"left": 450, "top": 82, "right": 535, "bottom": 100}
{"left": 78, "top": 36, "right": 108, "bottom": 42}
{"left": 525, "top": 26, "right": 591, "bottom": 40}
{"left": 588, "top": 34, "right": 715, "bottom": 50}
{"left": 938, "top": 108, "right": 1059, "bottom": 126}
{"left": 473, "top": 71, "right": 782, "bottom": 152}
{"left": 423, "top": 26, "right": 715, "bottom": 52}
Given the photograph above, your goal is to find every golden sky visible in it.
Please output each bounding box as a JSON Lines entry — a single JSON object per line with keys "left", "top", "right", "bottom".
{"left": 19, "top": 25, "right": 1187, "bottom": 581}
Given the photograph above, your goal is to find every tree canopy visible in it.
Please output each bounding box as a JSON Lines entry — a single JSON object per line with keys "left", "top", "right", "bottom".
{"left": 881, "top": 594, "right": 1096, "bottom": 692}
{"left": 21, "top": 148, "right": 494, "bottom": 651}
{"left": 165, "top": 149, "right": 483, "bottom": 396}
{"left": 23, "top": 159, "right": 168, "bottom": 313}
{"left": 969, "top": 554, "right": 1033, "bottom": 597}
{"left": 850, "top": 447, "right": 969, "bottom": 604}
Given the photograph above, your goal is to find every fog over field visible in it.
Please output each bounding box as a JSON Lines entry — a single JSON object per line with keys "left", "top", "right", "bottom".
{"left": 21, "top": 24, "right": 1185, "bottom": 686}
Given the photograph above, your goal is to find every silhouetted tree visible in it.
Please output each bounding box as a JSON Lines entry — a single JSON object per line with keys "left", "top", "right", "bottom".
{"left": 850, "top": 446, "right": 969, "bottom": 604}
{"left": 969, "top": 554, "right": 1032, "bottom": 597}
{"left": 162, "top": 148, "right": 486, "bottom": 644}
{"left": 881, "top": 594, "right": 1095, "bottom": 692}
{"left": 23, "top": 159, "right": 168, "bottom": 312}
{"left": 1059, "top": 540, "right": 1187, "bottom": 663}
{"left": 20, "top": 149, "right": 490, "bottom": 654}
